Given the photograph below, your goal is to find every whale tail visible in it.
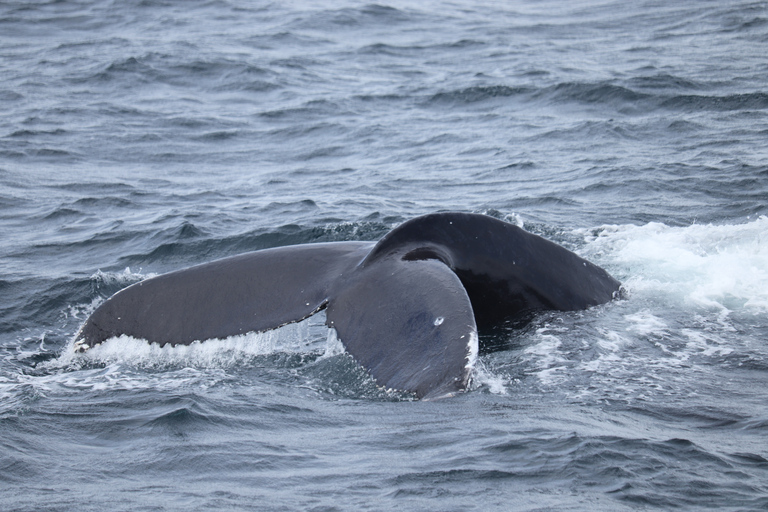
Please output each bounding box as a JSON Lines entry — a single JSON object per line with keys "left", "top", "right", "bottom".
{"left": 75, "top": 213, "right": 620, "bottom": 399}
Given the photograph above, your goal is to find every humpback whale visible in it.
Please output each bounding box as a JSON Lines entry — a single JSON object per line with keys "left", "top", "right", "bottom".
{"left": 75, "top": 212, "right": 620, "bottom": 399}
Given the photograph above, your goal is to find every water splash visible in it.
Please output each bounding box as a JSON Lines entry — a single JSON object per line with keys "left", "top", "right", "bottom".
{"left": 580, "top": 216, "right": 768, "bottom": 315}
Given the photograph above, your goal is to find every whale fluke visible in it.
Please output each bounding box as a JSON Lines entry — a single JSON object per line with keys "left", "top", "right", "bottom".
{"left": 75, "top": 212, "right": 620, "bottom": 399}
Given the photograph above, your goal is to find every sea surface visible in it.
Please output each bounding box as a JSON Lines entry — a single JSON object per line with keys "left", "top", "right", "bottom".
{"left": 2, "top": 0, "right": 768, "bottom": 510}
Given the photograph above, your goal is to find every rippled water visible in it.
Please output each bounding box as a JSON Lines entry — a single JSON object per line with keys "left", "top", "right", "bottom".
{"left": 2, "top": 1, "right": 767, "bottom": 510}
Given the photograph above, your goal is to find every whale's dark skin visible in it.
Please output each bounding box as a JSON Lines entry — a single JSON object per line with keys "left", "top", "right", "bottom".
{"left": 75, "top": 212, "right": 620, "bottom": 399}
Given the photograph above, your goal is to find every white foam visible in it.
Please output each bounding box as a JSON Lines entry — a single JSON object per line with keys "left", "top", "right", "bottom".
{"left": 57, "top": 269, "right": 153, "bottom": 328}
{"left": 0, "top": 317, "right": 335, "bottom": 404}
{"left": 624, "top": 310, "right": 669, "bottom": 337}
{"left": 92, "top": 266, "right": 155, "bottom": 286}
{"left": 505, "top": 212, "right": 526, "bottom": 228}
{"left": 579, "top": 216, "right": 768, "bottom": 316}
{"left": 595, "top": 328, "right": 632, "bottom": 354}
{"left": 523, "top": 327, "right": 569, "bottom": 386}
{"left": 2, "top": 361, "right": 232, "bottom": 404}
{"left": 471, "top": 359, "right": 508, "bottom": 395}
{"left": 58, "top": 315, "right": 330, "bottom": 371}
{"left": 681, "top": 328, "right": 734, "bottom": 357}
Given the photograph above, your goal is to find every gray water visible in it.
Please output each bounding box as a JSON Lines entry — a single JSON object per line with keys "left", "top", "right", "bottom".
{"left": 2, "top": 1, "right": 768, "bottom": 510}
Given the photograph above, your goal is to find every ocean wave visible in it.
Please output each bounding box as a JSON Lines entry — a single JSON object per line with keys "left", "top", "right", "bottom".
{"left": 7, "top": 128, "right": 67, "bottom": 138}
{"left": 625, "top": 74, "right": 704, "bottom": 91}
{"left": 258, "top": 99, "right": 349, "bottom": 120}
{"left": 427, "top": 85, "right": 535, "bottom": 105}
{"left": 0, "top": 90, "right": 24, "bottom": 101}
{"left": 543, "top": 82, "right": 650, "bottom": 105}
{"left": 423, "top": 79, "right": 768, "bottom": 116}
{"left": 664, "top": 92, "right": 768, "bottom": 113}
{"left": 290, "top": 4, "right": 415, "bottom": 31}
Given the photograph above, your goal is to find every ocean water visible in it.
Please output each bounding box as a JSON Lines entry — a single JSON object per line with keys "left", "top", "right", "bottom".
{"left": 2, "top": 0, "right": 768, "bottom": 510}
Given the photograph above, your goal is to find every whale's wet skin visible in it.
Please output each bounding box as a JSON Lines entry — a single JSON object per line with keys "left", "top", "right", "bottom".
{"left": 2, "top": 0, "right": 768, "bottom": 510}
{"left": 74, "top": 213, "right": 620, "bottom": 399}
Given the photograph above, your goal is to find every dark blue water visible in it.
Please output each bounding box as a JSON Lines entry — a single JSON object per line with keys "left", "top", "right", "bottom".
{"left": 2, "top": 1, "right": 768, "bottom": 510}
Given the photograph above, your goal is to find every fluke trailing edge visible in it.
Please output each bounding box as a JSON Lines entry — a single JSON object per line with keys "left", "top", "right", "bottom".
{"left": 75, "top": 212, "right": 621, "bottom": 399}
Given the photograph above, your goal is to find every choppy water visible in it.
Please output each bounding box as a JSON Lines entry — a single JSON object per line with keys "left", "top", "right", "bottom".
{"left": 2, "top": 0, "right": 768, "bottom": 510}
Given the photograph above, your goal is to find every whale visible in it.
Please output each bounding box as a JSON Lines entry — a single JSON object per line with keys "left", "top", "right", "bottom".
{"left": 74, "top": 212, "right": 621, "bottom": 399}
